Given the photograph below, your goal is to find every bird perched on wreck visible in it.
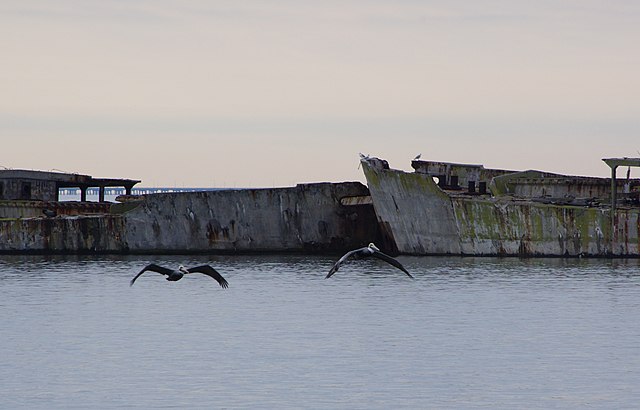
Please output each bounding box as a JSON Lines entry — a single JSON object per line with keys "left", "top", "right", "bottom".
{"left": 358, "top": 152, "right": 371, "bottom": 169}
{"left": 326, "top": 243, "right": 413, "bottom": 279}
{"left": 130, "top": 264, "right": 229, "bottom": 288}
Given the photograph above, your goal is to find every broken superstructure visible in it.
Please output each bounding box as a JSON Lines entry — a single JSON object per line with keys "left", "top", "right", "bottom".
{"left": 362, "top": 156, "right": 640, "bottom": 256}
{"left": 0, "top": 169, "right": 140, "bottom": 218}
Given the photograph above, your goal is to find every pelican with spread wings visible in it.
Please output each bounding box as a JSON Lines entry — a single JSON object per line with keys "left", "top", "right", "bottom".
{"left": 326, "top": 243, "right": 413, "bottom": 279}
{"left": 130, "top": 263, "right": 229, "bottom": 288}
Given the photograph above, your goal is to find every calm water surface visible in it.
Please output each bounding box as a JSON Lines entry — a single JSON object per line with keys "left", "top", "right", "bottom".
{"left": 1, "top": 255, "right": 639, "bottom": 409}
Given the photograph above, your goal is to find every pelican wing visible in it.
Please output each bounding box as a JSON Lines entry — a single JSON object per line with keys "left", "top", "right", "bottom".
{"left": 326, "top": 249, "right": 361, "bottom": 279}
{"left": 130, "top": 263, "right": 174, "bottom": 286}
{"left": 371, "top": 251, "right": 413, "bottom": 278}
{"left": 186, "top": 265, "right": 229, "bottom": 288}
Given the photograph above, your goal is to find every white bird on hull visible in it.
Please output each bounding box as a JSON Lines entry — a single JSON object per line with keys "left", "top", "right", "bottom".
{"left": 326, "top": 243, "right": 413, "bottom": 279}
{"left": 130, "top": 264, "right": 229, "bottom": 288}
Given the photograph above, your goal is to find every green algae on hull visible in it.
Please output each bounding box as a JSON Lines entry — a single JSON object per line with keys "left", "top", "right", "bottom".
{"left": 362, "top": 157, "right": 640, "bottom": 256}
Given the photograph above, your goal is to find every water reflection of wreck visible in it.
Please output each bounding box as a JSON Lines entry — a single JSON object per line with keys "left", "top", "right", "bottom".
{"left": 362, "top": 156, "right": 640, "bottom": 256}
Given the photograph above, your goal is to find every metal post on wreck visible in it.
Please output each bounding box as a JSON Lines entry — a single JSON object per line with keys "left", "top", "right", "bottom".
{"left": 602, "top": 157, "right": 640, "bottom": 253}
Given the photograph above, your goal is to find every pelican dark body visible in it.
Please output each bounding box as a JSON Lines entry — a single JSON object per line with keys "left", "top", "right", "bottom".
{"left": 130, "top": 264, "right": 229, "bottom": 288}
{"left": 326, "top": 243, "right": 413, "bottom": 279}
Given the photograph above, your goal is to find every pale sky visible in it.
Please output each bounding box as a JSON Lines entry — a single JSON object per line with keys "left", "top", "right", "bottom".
{"left": 1, "top": 1, "right": 639, "bottom": 187}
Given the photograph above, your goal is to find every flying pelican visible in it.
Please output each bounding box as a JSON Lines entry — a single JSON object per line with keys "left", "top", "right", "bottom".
{"left": 130, "top": 264, "right": 229, "bottom": 288}
{"left": 326, "top": 243, "right": 413, "bottom": 279}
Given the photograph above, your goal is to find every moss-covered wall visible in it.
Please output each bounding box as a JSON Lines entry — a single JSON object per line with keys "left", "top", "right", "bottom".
{"left": 364, "top": 160, "right": 462, "bottom": 254}
{"left": 0, "top": 215, "right": 126, "bottom": 252}
{"left": 363, "top": 159, "right": 640, "bottom": 256}
{"left": 451, "top": 197, "right": 628, "bottom": 255}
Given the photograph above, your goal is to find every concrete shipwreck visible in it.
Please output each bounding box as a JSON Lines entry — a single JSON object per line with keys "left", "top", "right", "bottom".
{"left": 362, "top": 156, "right": 640, "bottom": 256}
{"left": 0, "top": 172, "right": 378, "bottom": 253}
{"left": 2, "top": 156, "right": 640, "bottom": 257}
{"left": 117, "top": 182, "right": 378, "bottom": 253}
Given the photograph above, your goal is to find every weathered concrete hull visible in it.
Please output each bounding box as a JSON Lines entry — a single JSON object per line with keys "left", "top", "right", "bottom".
{"left": 0, "top": 200, "right": 111, "bottom": 218}
{"left": 0, "top": 182, "right": 379, "bottom": 253}
{"left": 0, "top": 215, "right": 126, "bottom": 253}
{"left": 120, "top": 182, "right": 378, "bottom": 253}
{"left": 363, "top": 161, "right": 640, "bottom": 256}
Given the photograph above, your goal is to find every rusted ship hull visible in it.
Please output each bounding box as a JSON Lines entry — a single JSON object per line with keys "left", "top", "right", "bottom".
{"left": 362, "top": 157, "right": 640, "bottom": 256}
